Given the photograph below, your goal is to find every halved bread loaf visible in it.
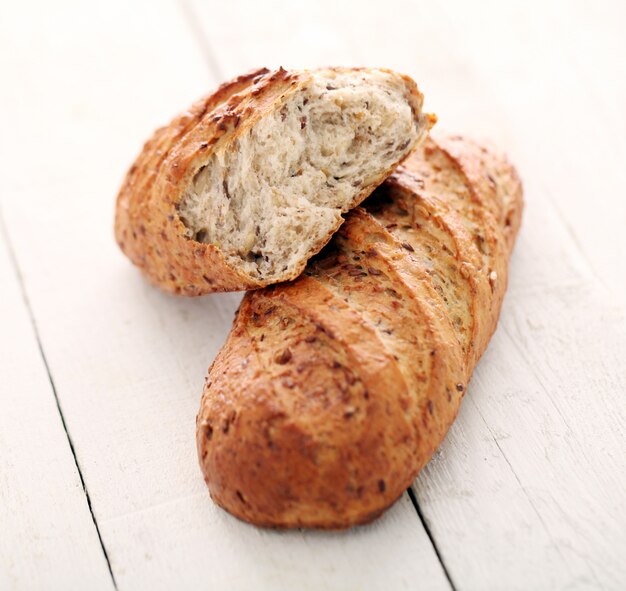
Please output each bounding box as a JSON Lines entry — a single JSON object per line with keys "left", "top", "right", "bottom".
{"left": 196, "top": 134, "right": 523, "bottom": 529}
{"left": 115, "top": 67, "right": 433, "bottom": 294}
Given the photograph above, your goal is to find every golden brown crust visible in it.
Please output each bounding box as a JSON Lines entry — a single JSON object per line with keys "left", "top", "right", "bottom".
{"left": 196, "top": 134, "right": 524, "bottom": 529}
{"left": 115, "top": 67, "right": 430, "bottom": 295}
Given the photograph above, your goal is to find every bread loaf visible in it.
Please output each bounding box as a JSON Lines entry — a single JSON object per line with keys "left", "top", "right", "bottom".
{"left": 115, "top": 67, "right": 433, "bottom": 295}
{"left": 196, "top": 134, "right": 523, "bottom": 528}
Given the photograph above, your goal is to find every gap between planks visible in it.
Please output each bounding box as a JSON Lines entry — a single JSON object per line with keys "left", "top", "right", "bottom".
{"left": 408, "top": 487, "right": 458, "bottom": 591}
{"left": 0, "top": 209, "right": 119, "bottom": 591}
{"left": 178, "top": 0, "right": 225, "bottom": 82}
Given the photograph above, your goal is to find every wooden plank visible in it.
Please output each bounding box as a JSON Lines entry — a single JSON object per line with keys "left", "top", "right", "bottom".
{"left": 0, "top": 222, "right": 114, "bottom": 590}
{"left": 0, "top": 0, "right": 451, "bottom": 588}
{"left": 187, "top": 0, "right": 626, "bottom": 589}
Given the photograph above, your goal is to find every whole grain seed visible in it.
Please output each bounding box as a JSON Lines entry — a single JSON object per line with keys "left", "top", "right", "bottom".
{"left": 275, "top": 349, "right": 292, "bottom": 364}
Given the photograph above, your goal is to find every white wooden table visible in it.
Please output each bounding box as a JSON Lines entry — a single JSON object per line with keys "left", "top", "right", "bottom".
{"left": 1, "top": 0, "right": 625, "bottom": 589}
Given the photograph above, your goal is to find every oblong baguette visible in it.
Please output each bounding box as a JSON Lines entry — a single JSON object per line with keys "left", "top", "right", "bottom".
{"left": 196, "top": 134, "right": 523, "bottom": 529}
{"left": 115, "top": 67, "right": 433, "bottom": 295}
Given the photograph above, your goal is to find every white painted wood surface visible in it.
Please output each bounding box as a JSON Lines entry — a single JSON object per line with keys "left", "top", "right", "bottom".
{"left": 1, "top": 0, "right": 625, "bottom": 589}
{"left": 0, "top": 225, "right": 114, "bottom": 589}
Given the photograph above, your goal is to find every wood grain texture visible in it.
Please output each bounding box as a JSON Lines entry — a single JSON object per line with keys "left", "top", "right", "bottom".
{"left": 0, "top": 222, "right": 114, "bottom": 590}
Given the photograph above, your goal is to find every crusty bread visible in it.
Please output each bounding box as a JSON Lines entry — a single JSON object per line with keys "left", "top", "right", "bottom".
{"left": 196, "top": 134, "right": 523, "bottom": 529}
{"left": 115, "top": 67, "right": 433, "bottom": 295}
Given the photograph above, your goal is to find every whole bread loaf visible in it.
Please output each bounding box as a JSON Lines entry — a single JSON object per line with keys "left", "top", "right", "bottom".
{"left": 115, "top": 67, "right": 433, "bottom": 295}
{"left": 196, "top": 134, "right": 523, "bottom": 528}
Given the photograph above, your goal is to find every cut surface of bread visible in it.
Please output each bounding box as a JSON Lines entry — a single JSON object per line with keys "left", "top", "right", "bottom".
{"left": 179, "top": 70, "right": 421, "bottom": 281}
{"left": 115, "top": 67, "right": 433, "bottom": 294}
{"left": 196, "top": 134, "right": 523, "bottom": 529}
